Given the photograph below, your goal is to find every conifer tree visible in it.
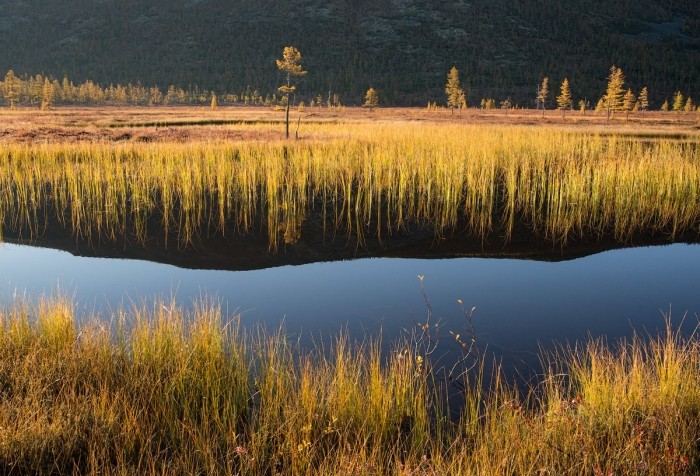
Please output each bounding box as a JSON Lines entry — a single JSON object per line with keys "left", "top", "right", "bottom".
{"left": 41, "top": 77, "right": 55, "bottom": 110}
{"left": 685, "top": 97, "right": 695, "bottom": 113}
{"left": 623, "top": 88, "right": 636, "bottom": 120}
{"left": 363, "top": 88, "right": 379, "bottom": 111}
{"left": 276, "top": 46, "right": 306, "bottom": 139}
{"left": 595, "top": 98, "right": 605, "bottom": 112}
{"left": 638, "top": 87, "right": 649, "bottom": 113}
{"left": 661, "top": 100, "right": 669, "bottom": 111}
{"left": 210, "top": 92, "right": 218, "bottom": 110}
{"left": 537, "top": 77, "right": 549, "bottom": 116}
{"left": 672, "top": 91, "right": 685, "bottom": 113}
{"left": 445, "top": 66, "right": 464, "bottom": 114}
{"left": 556, "top": 78, "right": 572, "bottom": 116}
{"left": 604, "top": 65, "right": 625, "bottom": 120}
{"left": 578, "top": 99, "right": 589, "bottom": 115}
{"left": 28, "top": 74, "right": 43, "bottom": 106}
{"left": 3, "top": 70, "right": 21, "bottom": 109}
{"left": 458, "top": 90, "right": 467, "bottom": 110}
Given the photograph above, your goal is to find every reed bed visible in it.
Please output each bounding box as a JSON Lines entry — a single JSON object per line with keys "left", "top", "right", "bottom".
{"left": 0, "top": 124, "right": 699, "bottom": 249}
{"left": 0, "top": 298, "right": 698, "bottom": 474}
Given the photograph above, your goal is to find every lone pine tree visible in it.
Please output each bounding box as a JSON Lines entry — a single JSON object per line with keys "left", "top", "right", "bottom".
{"left": 445, "top": 66, "right": 465, "bottom": 114}
{"left": 537, "top": 77, "right": 549, "bottom": 117}
{"left": 556, "top": 78, "right": 572, "bottom": 116}
{"left": 276, "top": 46, "right": 306, "bottom": 139}
{"left": 363, "top": 87, "right": 379, "bottom": 111}
{"left": 638, "top": 87, "right": 649, "bottom": 113}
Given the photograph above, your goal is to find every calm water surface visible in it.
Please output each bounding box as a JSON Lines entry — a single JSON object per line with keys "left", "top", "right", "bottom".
{"left": 1, "top": 242, "right": 699, "bottom": 373}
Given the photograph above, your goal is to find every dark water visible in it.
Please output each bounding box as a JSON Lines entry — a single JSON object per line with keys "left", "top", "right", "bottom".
{"left": 1, "top": 242, "right": 699, "bottom": 377}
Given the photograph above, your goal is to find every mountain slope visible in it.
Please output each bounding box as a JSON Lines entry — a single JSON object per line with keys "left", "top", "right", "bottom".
{"left": 0, "top": 0, "right": 698, "bottom": 106}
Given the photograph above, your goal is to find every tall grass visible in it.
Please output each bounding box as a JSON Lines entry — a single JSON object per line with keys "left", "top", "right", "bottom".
{"left": 0, "top": 125, "right": 699, "bottom": 249}
{"left": 0, "top": 298, "right": 698, "bottom": 474}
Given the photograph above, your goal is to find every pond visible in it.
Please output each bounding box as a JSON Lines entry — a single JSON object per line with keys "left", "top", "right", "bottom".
{"left": 1, "top": 240, "right": 698, "bottom": 379}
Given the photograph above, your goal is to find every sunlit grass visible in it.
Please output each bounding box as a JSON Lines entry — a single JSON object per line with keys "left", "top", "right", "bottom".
{"left": 0, "top": 298, "right": 698, "bottom": 474}
{"left": 0, "top": 124, "right": 699, "bottom": 249}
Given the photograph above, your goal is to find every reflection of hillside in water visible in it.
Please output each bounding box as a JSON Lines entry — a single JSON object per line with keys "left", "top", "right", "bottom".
{"left": 4, "top": 220, "right": 698, "bottom": 272}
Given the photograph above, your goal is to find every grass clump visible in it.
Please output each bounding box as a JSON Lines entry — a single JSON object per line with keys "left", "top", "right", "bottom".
{"left": 0, "top": 299, "right": 698, "bottom": 474}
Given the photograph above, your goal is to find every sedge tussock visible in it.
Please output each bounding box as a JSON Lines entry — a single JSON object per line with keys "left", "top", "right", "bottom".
{"left": 0, "top": 299, "right": 698, "bottom": 474}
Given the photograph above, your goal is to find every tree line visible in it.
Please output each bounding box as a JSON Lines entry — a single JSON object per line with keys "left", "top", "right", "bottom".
{"left": 2, "top": 60, "right": 698, "bottom": 116}
{"left": 447, "top": 64, "right": 697, "bottom": 115}
{"left": 0, "top": 70, "right": 277, "bottom": 109}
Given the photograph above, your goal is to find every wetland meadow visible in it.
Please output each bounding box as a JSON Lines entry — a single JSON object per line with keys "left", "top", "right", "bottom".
{"left": 1, "top": 106, "right": 700, "bottom": 474}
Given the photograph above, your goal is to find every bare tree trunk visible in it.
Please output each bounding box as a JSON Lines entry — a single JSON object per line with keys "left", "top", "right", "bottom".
{"left": 285, "top": 73, "right": 291, "bottom": 139}
{"left": 285, "top": 98, "right": 290, "bottom": 139}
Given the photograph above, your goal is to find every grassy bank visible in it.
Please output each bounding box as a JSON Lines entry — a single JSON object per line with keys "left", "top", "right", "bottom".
{"left": 0, "top": 298, "right": 697, "bottom": 474}
{"left": 1, "top": 124, "right": 699, "bottom": 249}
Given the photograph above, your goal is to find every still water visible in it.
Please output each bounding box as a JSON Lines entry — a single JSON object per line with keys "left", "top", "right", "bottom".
{"left": 1, "top": 242, "right": 699, "bottom": 374}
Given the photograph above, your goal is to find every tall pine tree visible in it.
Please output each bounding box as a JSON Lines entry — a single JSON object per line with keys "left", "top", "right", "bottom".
{"left": 672, "top": 91, "right": 685, "bottom": 113}
{"left": 623, "top": 88, "right": 636, "bottom": 120}
{"left": 276, "top": 46, "right": 306, "bottom": 139}
{"left": 363, "top": 88, "right": 379, "bottom": 111}
{"left": 638, "top": 87, "right": 649, "bottom": 113}
{"left": 445, "top": 66, "right": 465, "bottom": 114}
{"left": 537, "top": 77, "right": 549, "bottom": 117}
{"left": 604, "top": 65, "right": 625, "bottom": 120}
{"left": 3, "top": 70, "right": 21, "bottom": 109}
{"left": 556, "top": 78, "right": 572, "bottom": 116}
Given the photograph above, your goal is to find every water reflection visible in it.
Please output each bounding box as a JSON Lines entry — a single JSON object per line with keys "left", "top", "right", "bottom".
{"left": 1, "top": 242, "right": 699, "bottom": 375}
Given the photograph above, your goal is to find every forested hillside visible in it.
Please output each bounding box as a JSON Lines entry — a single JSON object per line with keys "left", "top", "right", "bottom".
{"left": 0, "top": 0, "right": 698, "bottom": 106}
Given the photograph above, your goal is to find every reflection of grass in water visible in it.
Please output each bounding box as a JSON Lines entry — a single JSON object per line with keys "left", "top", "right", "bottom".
{"left": 0, "top": 298, "right": 698, "bottom": 474}
{"left": 0, "top": 124, "right": 699, "bottom": 248}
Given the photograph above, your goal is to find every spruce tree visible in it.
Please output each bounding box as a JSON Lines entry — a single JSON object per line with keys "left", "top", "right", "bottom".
{"left": 556, "top": 78, "right": 572, "bottom": 116}
{"left": 595, "top": 98, "right": 606, "bottom": 112}
{"left": 672, "top": 91, "right": 685, "bottom": 113}
{"left": 3, "top": 70, "right": 21, "bottom": 109}
{"left": 604, "top": 65, "right": 625, "bottom": 120}
{"left": 537, "top": 77, "right": 549, "bottom": 116}
{"left": 41, "top": 77, "right": 55, "bottom": 110}
{"left": 276, "top": 46, "right": 306, "bottom": 139}
{"left": 210, "top": 92, "right": 218, "bottom": 110}
{"left": 363, "top": 88, "right": 379, "bottom": 111}
{"left": 638, "top": 87, "right": 649, "bottom": 113}
{"left": 661, "top": 100, "right": 669, "bottom": 111}
{"left": 458, "top": 90, "right": 467, "bottom": 110}
{"left": 623, "top": 88, "right": 636, "bottom": 120}
{"left": 445, "top": 66, "right": 464, "bottom": 114}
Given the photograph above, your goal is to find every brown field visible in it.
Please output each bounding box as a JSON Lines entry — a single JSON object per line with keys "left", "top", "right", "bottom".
{"left": 1, "top": 105, "right": 698, "bottom": 143}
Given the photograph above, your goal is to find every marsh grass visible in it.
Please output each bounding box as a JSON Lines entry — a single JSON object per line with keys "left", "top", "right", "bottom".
{"left": 1, "top": 124, "right": 698, "bottom": 249}
{"left": 0, "top": 299, "right": 698, "bottom": 474}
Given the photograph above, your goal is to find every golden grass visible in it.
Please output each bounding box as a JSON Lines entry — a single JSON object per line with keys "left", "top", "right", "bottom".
{"left": 0, "top": 298, "right": 698, "bottom": 474}
{"left": 1, "top": 123, "right": 698, "bottom": 249}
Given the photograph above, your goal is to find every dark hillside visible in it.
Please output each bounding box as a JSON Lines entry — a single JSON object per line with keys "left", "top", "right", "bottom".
{"left": 0, "top": 0, "right": 697, "bottom": 105}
